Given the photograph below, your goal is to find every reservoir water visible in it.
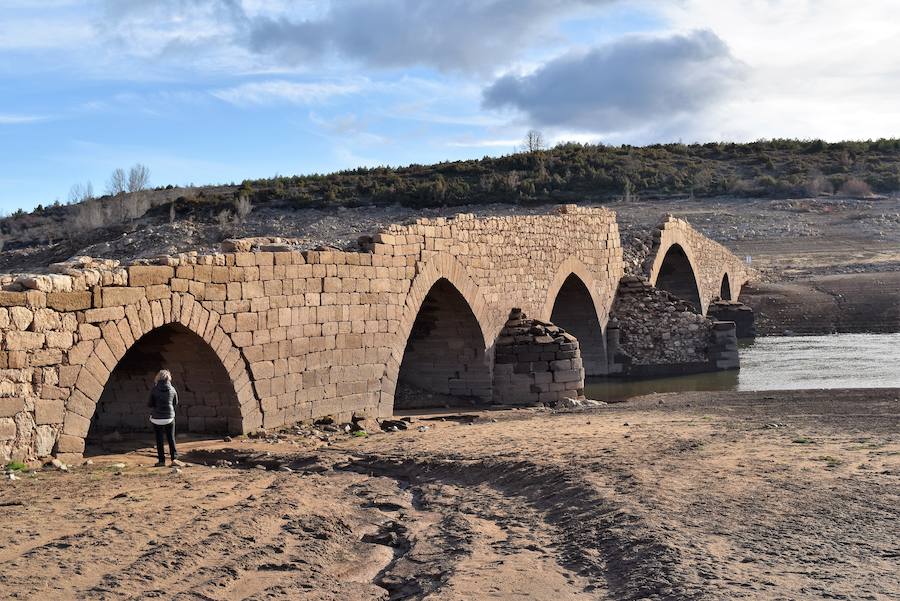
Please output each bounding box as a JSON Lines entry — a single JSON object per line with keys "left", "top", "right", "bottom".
{"left": 584, "top": 333, "right": 900, "bottom": 401}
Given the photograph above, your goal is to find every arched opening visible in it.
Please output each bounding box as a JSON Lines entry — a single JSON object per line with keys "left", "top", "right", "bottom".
{"left": 395, "top": 278, "right": 490, "bottom": 410}
{"left": 720, "top": 273, "right": 732, "bottom": 301}
{"left": 87, "top": 323, "right": 241, "bottom": 447}
{"left": 550, "top": 274, "right": 606, "bottom": 376}
{"left": 656, "top": 244, "right": 702, "bottom": 312}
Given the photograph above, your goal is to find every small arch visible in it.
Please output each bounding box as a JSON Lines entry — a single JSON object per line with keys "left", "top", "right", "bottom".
{"left": 87, "top": 323, "right": 242, "bottom": 445}
{"left": 720, "top": 273, "right": 732, "bottom": 301}
{"left": 394, "top": 278, "right": 491, "bottom": 410}
{"left": 654, "top": 243, "right": 702, "bottom": 312}
{"left": 549, "top": 274, "right": 607, "bottom": 376}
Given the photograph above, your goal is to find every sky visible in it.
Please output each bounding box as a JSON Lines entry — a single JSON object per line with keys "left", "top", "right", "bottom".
{"left": 1, "top": 0, "right": 899, "bottom": 213}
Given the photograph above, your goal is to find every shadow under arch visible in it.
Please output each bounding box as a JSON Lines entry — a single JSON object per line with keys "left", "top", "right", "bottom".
{"left": 86, "top": 323, "right": 243, "bottom": 452}
{"left": 542, "top": 257, "right": 613, "bottom": 376}
{"left": 382, "top": 253, "right": 493, "bottom": 413}
{"left": 652, "top": 243, "right": 703, "bottom": 312}
{"left": 393, "top": 278, "right": 492, "bottom": 409}
{"left": 549, "top": 274, "right": 607, "bottom": 376}
{"left": 720, "top": 272, "right": 732, "bottom": 301}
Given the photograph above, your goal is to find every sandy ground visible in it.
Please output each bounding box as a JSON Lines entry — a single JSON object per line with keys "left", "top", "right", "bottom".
{"left": 1, "top": 389, "right": 899, "bottom": 601}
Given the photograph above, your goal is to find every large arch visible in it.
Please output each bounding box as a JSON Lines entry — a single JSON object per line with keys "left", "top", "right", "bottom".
{"left": 541, "top": 257, "right": 614, "bottom": 376}
{"left": 394, "top": 278, "right": 491, "bottom": 409}
{"left": 651, "top": 243, "right": 703, "bottom": 312}
{"left": 380, "top": 253, "right": 493, "bottom": 414}
{"left": 548, "top": 274, "right": 607, "bottom": 376}
{"left": 88, "top": 323, "right": 241, "bottom": 439}
{"left": 60, "top": 294, "right": 260, "bottom": 455}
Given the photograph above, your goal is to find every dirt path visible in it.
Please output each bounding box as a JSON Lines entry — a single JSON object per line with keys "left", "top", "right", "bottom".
{"left": 2, "top": 389, "right": 899, "bottom": 600}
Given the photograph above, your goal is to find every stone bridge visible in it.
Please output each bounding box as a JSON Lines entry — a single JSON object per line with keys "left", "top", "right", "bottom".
{"left": 644, "top": 216, "right": 752, "bottom": 315}
{"left": 0, "top": 206, "right": 752, "bottom": 461}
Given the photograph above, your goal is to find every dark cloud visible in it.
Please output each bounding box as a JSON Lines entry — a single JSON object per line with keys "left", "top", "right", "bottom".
{"left": 482, "top": 30, "right": 744, "bottom": 131}
{"left": 98, "top": 0, "right": 616, "bottom": 73}
{"left": 245, "top": 0, "right": 610, "bottom": 72}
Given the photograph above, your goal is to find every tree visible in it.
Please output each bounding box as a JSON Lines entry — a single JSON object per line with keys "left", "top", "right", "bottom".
{"left": 68, "top": 181, "right": 94, "bottom": 204}
{"left": 523, "top": 130, "right": 545, "bottom": 153}
{"left": 127, "top": 163, "right": 150, "bottom": 192}
{"left": 106, "top": 168, "right": 127, "bottom": 195}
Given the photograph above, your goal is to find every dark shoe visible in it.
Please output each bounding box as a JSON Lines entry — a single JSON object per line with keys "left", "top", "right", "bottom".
{"left": 154, "top": 461, "right": 166, "bottom": 467}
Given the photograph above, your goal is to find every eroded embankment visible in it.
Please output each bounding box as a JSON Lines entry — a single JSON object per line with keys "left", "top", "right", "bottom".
{"left": 740, "top": 271, "right": 900, "bottom": 334}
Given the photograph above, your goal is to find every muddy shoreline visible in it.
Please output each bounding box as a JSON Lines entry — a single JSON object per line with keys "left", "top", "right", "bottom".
{"left": 2, "top": 388, "right": 898, "bottom": 600}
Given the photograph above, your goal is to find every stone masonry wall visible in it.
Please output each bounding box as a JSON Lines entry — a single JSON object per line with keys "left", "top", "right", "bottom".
{"left": 0, "top": 205, "right": 624, "bottom": 462}
{"left": 492, "top": 309, "right": 585, "bottom": 405}
{"left": 611, "top": 276, "right": 715, "bottom": 365}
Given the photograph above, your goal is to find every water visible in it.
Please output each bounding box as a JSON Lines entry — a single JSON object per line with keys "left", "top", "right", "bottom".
{"left": 585, "top": 333, "right": 900, "bottom": 401}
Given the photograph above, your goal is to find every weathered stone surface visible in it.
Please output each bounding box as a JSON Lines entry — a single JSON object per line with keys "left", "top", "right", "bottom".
{"left": 84, "top": 306, "right": 125, "bottom": 323}
{"left": 0, "top": 397, "right": 25, "bottom": 417}
{"left": 128, "top": 265, "right": 174, "bottom": 286}
{"left": 47, "top": 291, "right": 92, "bottom": 311}
{"left": 34, "top": 425, "right": 55, "bottom": 456}
{"left": 35, "top": 399, "right": 65, "bottom": 425}
{"left": 9, "top": 306, "right": 33, "bottom": 330}
{"left": 0, "top": 291, "right": 28, "bottom": 307}
{"left": 102, "top": 287, "right": 146, "bottom": 307}
{"left": 5, "top": 331, "right": 45, "bottom": 350}
{"left": 0, "top": 417, "right": 16, "bottom": 440}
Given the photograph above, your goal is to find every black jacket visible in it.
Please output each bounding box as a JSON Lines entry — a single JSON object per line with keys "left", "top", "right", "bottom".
{"left": 148, "top": 381, "right": 178, "bottom": 420}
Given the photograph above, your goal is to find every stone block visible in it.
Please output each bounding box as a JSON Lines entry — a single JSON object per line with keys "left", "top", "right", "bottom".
{"left": 84, "top": 306, "right": 125, "bottom": 323}
{"left": 56, "top": 433, "right": 85, "bottom": 454}
{"left": 34, "top": 425, "right": 56, "bottom": 457}
{"left": 102, "top": 287, "right": 145, "bottom": 307}
{"left": 0, "top": 417, "right": 16, "bottom": 440}
{"left": 35, "top": 399, "right": 65, "bottom": 425}
{"left": 63, "top": 411, "right": 91, "bottom": 438}
{"left": 5, "top": 331, "right": 45, "bottom": 350}
{"left": 0, "top": 397, "right": 25, "bottom": 417}
{"left": 31, "top": 349, "right": 63, "bottom": 367}
{"left": 128, "top": 265, "right": 174, "bottom": 286}
{"left": 46, "top": 331, "right": 74, "bottom": 349}
{"left": 67, "top": 389, "right": 95, "bottom": 419}
{"left": 47, "top": 291, "right": 93, "bottom": 311}
{"left": 9, "top": 306, "right": 33, "bottom": 330}
{"left": 0, "top": 291, "right": 27, "bottom": 307}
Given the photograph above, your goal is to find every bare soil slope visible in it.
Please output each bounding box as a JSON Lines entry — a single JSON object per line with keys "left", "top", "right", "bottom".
{"left": 2, "top": 389, "right": 898, "bottom": 600}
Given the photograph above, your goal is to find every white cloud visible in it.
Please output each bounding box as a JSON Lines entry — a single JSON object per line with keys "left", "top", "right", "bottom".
{"left": 211, "top": 80, "right": 363, "bottom": 106}
{"left": 0, "top": 113, "right": 48, "bottom": 124}
{"left": 653, "top": 0, "right": 900, "bottom": 141}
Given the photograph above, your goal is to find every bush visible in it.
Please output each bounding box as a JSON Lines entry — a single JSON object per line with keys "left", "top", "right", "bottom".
{"left": 838, "top": 177, "right": 873, "bottom": 197}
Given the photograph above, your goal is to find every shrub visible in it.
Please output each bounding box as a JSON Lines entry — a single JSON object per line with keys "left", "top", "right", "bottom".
{"left": 838, "top": 177, "right": 873, "bottom": 197}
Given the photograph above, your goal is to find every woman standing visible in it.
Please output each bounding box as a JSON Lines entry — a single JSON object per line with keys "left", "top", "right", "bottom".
{"left": 148, "top": 369, "right": 179, "bottom": 467}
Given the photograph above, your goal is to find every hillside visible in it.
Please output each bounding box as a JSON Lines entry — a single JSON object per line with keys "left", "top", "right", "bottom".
{"left": 2, "top": 138, "right": 900, "bottom": 272}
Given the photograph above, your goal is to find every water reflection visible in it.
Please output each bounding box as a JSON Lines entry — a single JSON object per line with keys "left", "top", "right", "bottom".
{"left": 585, "top": 333, "right": 900, "bottom": 401}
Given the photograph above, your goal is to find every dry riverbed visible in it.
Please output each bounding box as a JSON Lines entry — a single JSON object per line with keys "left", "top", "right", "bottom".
{"left": 1, "top": 389, "right": 898, "bottom": 600}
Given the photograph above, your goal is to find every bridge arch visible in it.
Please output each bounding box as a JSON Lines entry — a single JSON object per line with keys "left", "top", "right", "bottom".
{"left": 650, "top": 242, "right": 704, "bottom": 313}
{"left": 60, "top": 294, "right": 259, "bottom": 455}
{"left": 542, "top": 258, "right": 610, "bottom": 376}
{"left": 382, "top": 254, "right": 493, "bottom": 412}
{"left": 720, "top": 272, "right": 732, "bottom": 301}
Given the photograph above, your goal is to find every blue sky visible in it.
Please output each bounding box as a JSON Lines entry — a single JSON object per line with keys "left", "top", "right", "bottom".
{"left": 2, "top": 0, "right": 899, "bottom": 213}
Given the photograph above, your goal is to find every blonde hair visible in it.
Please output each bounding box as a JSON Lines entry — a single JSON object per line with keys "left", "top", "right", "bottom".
{"left": 154, "top": 369, "right": 172, "bottom": 384}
